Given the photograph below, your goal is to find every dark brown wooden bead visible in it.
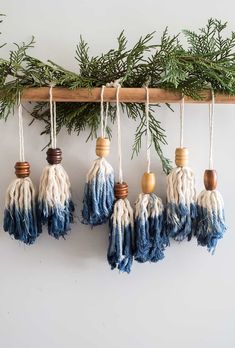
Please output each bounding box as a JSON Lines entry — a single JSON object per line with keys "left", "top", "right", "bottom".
{"left": 204, "top": 169, "right": 217, "bottom": 191}
{"left": 46, "top": 148, "right": 62, "bottom": 165}
{"left": 15, "top": 162, "right": 30, "bottom": 178}
{"left": 114, "top": 182, "right": 128, "bottom": 200}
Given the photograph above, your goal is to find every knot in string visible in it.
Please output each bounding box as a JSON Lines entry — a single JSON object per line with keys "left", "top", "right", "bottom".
{"left": 18, "top": 92, "right": 25, "bottom": 162}
{"left": 49, "top": 84, "right": 57, "bottom": 149}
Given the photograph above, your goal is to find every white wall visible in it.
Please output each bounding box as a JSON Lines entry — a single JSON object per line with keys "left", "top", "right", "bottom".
{"left": 0, "top": 1, "right": 234, "bottom": 347}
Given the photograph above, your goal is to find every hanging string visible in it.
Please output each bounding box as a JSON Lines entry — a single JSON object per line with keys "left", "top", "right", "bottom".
{"left": 104, "top": 101, "right": 109, "bottom": 137}
{"left": 145, "top": 86, "right": 151, "bottom": 173}
{"left": 18, "top": 93, "right": 25, "bottom": 162}
{"left": 209, "top": 90, "right": 215, "bottom": 170}
{"left": 100, "top": 85, "right": 109, "bottom": 138}
{"left": 180, "top": 95, "right": 185, "bottom": 148}
{"left": 49, "top": 84, "right": 57, "bottom": 149}
{"left": 116, "top": 84, "right": 123, "bottom": 183}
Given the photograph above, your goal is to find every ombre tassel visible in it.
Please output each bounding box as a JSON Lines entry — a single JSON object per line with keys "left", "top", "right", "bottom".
{"left": 38, "top": 148, "right": 74, "bottom": 239}
{"left": 107, "top": 183, "right": 134, "bottom": 273}
{"left": 166, "top": 98, "right": 196, "bottom": 241}
{"left": 166, "top": 163, "right": 197, "bottom": 241}
{"left": 4, "top": 162, "right": 41, "bottom": 244}
{"left": 82, "top": 138, "right": 114, "bottom": 225}
{"left": 195, "top": 186, "right": 226, "bottom": 254}
{"left": 195, "top": 93, "right": 226, "bottom": 253}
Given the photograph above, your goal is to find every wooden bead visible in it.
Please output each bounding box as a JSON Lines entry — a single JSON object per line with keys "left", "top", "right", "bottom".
{"left": 175, "top": 147, "right": 188, "bottom": 167}
{"left": 141, "top": 172, "right": 156, "bottom": 194}
{"left": 46, "top": 148, "right": 62, "bottom": 165}
{"left": 114, "top": 182, "right": 128, "bottom": 200}
{"left": 204, "top": 169, "right": 217, "bottom": 191}
{"left": 96, "top": 137, "right": 110, "bottom": 157}
{"left": 15, "top": 162, "right": 30, "bottom": 178}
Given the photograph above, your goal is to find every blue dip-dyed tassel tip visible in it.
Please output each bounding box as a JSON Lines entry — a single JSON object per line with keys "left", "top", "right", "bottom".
{"left": 166, "top": 165, "right": 197, "bottom": 242}
{"left": 38, "top": 161, "right": 74, "bottom": 239}
{"left": 82, "top": 157, "right": 114, "bottom": 226}
{"left": 195, "top": 189, "right": 226, "bottom": 254}
{"left": 134, "top": 193, "right": 169, "bottom": 263}
{"left": 107, "top": 196, "right": 134, "bottom": 274}
{"left": 4, "top": 174, "right": 41, "bottom": 245}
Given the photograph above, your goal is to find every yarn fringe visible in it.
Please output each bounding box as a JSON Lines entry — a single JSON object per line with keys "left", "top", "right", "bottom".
{"left": 107, "top": 198, "right": 134, "bottom": 273}
{"left": 195, "top": 189, "right": 226, "bottom": 254}
{"left": 3, "top": 177, "right": 41, "bottom": 244}
{"left": 166, "top": 166, "right": 196, "bottom": 241}
{"left": 82, "top": 157, "right": 114, "bottom": 225}
{"left": 134, "top": 193, "right": 168, "bottom": 263}
{"left": 38, "top": 164, "right": 74, "bottom": 239}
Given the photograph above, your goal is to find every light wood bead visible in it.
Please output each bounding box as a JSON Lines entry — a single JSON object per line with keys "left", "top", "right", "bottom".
{"left": 204, "top": 169, "right": 217, "bottom": 191}
{"left": 96, "top": 137, "right": 110, "bottom": 158}
{"left": 114, "top": 182, "right": 128, "bottom": 200}
{"left": 46, "top": 148, "right": 62, "bottom": 165}
{"left": 175, "top": 147, "right": 188, "bottom": 167}
{"left": 15, "top": 162, "right": 30, "bottom": 178}
{"left": 141, "top": 172, "right": 156, "bottom": 194}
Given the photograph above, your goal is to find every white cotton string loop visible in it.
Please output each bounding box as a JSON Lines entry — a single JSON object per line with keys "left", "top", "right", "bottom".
{"left": 49, "top": 84, "right": 57, "bottom": 149}
{"left": 116, "top": 84, "right": 123, "bottom": 183}
{"left": 100, "top": 85, "right": 105, "bottom": 138}
{"left": 209, "top": 90, "right": 215, "bottom": 170}
{"left": 18, "top": 93, "right": 25, "bottom": 162}
{"left": 145, "top": 86, "right": 151, "bottom": 173}
{"left": 104, "top": 102, "right": 109, "bottom": 136}
{"left": 180, "top": 96, "right": 185, "bottom": 148}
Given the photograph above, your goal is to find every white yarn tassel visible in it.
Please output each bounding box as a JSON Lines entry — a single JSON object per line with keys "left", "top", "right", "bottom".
{"left": 82, "top": 85, "right": 115, "bottom": 225}
{"left": 3, "top": 96, "right": 41, "bottom": 244}
{"left": 107, "top": 81, "right": 134, "bottom": 273}
{"left": 166, "top": 97, "right": 197, "bottom": 241}
{"left": 195, "top": 91, "right": 226, "bottom": 253}
{"left": 134, "top": 86, "right": 169, "bottom": 262}
{"left": 38, "top": 85, "right": 74, "bottom": 238}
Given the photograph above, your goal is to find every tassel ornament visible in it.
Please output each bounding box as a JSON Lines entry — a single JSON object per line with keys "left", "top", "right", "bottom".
{"left": 107, "top": 83, "right": 134, "bottom": 273}
{"left": 195, "top": 93, "right": 226, "bottom": 253}
{"left": 134, "top": 87, "right": 168, "bottom": 263}
{"left": 38, "top": 86, "right": 74, "bottom": 238}
{"left": 166, "top": 98, "right": 196, "bottom": 241}
{"left": 82, "top": 87, "right": 114, "bottom": 225}
{"left": 3, "top": 100, "right": 41, "bottom": 244}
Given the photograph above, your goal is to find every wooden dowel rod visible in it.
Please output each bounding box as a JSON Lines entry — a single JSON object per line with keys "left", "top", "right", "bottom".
{"left": 20, "top": 87, "right": 235, "bottom": 103}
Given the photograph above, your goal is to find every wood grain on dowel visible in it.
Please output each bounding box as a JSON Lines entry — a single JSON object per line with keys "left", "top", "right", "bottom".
{"left": 21, "top": 87, "right": 235, "bottom": 103}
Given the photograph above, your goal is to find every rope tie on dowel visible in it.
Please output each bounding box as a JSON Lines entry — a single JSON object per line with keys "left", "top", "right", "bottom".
{"left": 3, "top": 92, "right": 41, "bottom": 244}
{"left": 145, "top": 86, "right": 151, "bottom": 174}
{"left": 195, "top": 89, "right": 226, "bottom": 254}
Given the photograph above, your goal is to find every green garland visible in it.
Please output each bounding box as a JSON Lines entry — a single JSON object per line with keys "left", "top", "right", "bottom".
{"left": 1, "top": 17, "right": 235, "bottom": 173}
